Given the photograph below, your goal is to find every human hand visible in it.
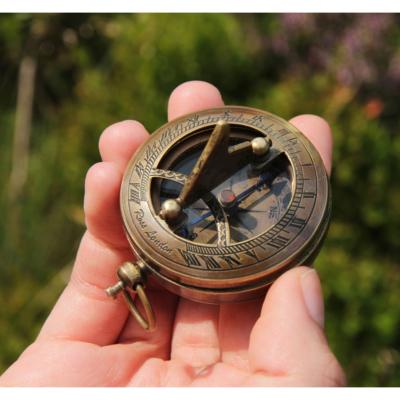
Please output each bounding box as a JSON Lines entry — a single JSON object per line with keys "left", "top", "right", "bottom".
{"left": 0, "top": 81, "right": 346, "bottom": 386}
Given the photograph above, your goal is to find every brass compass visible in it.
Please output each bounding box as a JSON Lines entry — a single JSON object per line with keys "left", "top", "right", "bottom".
{"left": 106, "top": 106, "right": 331, "bottom": 331}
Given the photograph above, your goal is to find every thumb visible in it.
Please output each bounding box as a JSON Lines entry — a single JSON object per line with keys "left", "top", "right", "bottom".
{"left": 248, "top": 266, "right": 346, "bottom": 386}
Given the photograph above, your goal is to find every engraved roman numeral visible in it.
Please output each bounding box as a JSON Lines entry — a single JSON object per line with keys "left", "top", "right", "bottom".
{"left": 160, "top": 128, "right": 172, "bottom": 145}
{"left": 200, "top": 255, "right": 221, "bottom": 270}
{"left": 278, "top": 128, "right": 290, "bottom": 136}
{"left": 221, "top": 254, "right": 241, "bottom": 268}
{"left": 174, "top": 123, "right": 183, "bottom": 132}
{"left": 179, "top": 250, "right": 201, "bottom": 267}
{"left": 290, "top": 217, "right": 306, "bottom": 229}
{"left": 221, "top": 111, "right": 231, "bottom": 120}
{"left": 135, "top": 161, "right": 145, "bottom": 178}
{"left": 267, "top": 234, "right": 290, "bottom": 250}
{"left": 187, "top": 114, "right": 199, "bottom": 124}
{"left": 250, "top": 115, "right": 264, "bottom": 123}
{"left": 244, "top": 249, "right": 259, "bottom": 262}
{"left": 235, "top": 113, "right": 244, "bottom": 122}
{"left": 129, "top": 183, "right": 141, "bottom": 204}
{"left": 144, "top": 146, "right": 153, "bottom": 164}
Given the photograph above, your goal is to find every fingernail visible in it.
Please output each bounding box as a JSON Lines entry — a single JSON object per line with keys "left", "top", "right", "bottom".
{"left": 300, "top": 268, "right": 325, "bottom": 329}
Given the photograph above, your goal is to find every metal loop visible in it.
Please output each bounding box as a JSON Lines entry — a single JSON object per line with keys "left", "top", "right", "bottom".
{"left": 121, "top": 284, "right": 156, "bottom": 331}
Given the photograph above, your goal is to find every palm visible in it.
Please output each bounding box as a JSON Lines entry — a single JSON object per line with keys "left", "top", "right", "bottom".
{"left": 21, "top": 296, "right": 267, "bottom": 386}
{"left": 0, "top": 81, "right": 345, "bottom": 387}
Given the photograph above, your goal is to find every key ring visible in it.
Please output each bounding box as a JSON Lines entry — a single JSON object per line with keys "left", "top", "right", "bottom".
{"left": 121, "top": 284, "right": 155, "bottom": 331}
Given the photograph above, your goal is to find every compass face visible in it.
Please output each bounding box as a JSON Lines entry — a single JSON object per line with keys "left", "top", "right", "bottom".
{"left": 157, "top": 147, "right": 293, "bottom": 245}
{"left": 120, "top": 107, "right": 330, "bottom": 302}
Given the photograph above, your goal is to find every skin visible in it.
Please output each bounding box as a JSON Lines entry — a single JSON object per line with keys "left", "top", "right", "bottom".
{"left": 0, "top": 81, "right": 346, "bottom": 387}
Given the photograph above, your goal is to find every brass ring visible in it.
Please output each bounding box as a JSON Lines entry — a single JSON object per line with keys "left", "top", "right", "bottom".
{"left": 122, "top": 284, "right": 156, "bottom": 331}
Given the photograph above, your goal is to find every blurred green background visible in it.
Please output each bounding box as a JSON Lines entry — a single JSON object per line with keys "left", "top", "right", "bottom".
{"left": 0, "top": 14, "right": 399, "bottom": 386}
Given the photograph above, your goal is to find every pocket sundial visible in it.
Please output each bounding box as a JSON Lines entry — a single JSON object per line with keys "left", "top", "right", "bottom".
{"left": 105, "top": 106, "right": 331, "bottom": 331}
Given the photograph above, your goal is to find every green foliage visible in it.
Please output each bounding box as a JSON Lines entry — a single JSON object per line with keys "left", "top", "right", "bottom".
{"left": 0, "top": 14, "right": 399, "bottom": 386}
